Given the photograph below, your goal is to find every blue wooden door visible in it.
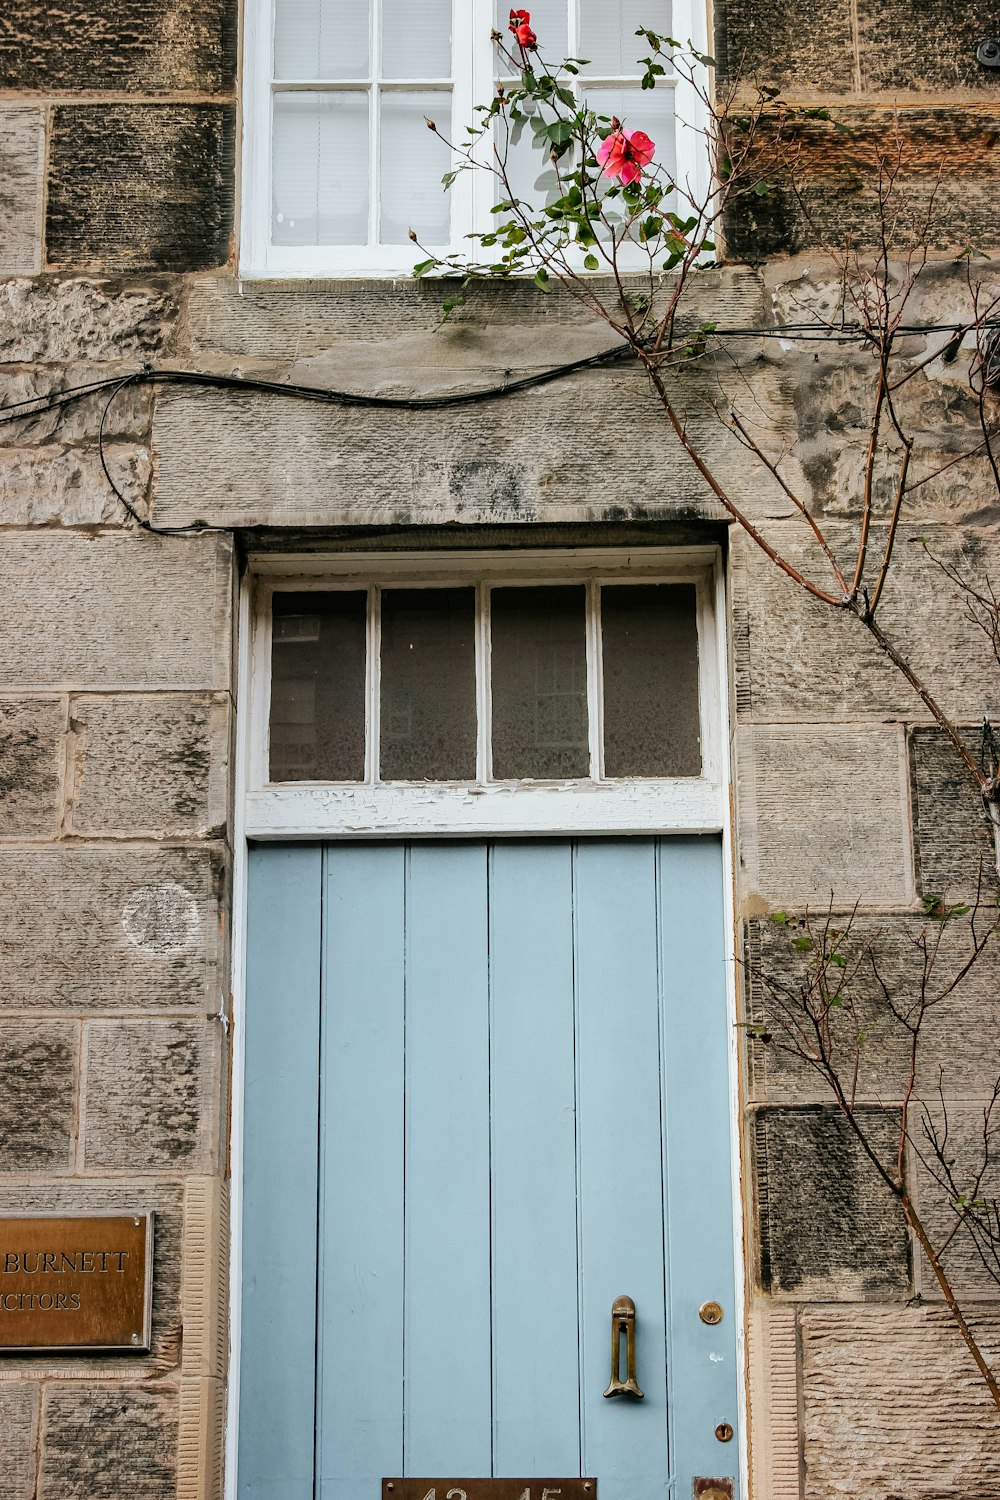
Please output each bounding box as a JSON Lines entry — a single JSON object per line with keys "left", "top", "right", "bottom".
{"left": 240, "top": 839, "right": 740, "bottom": 1500}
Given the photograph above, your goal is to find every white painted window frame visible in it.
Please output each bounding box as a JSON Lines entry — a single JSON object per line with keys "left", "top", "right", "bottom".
{"left": 245, "top": 545, "right": 727, "bottom": 837}
{"left": 239, "top": 0, "right": 712, "bottom": 278}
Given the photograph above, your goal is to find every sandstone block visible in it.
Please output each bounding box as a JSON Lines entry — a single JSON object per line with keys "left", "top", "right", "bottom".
{"left": 0, "top": 698, "right": 63, "bottom": 837}
{"left": 39, "top": 1386, "right": 177, "bottom": 1500}
{"left": 82, "top": 1019, "right": 220, "bottom": 1171}
{"left": 730, "top": 522, "right": 1000, "bottom": 725}
{"left": 0, "top": 279, "right": 176, "bottom": 365}
{"left": 858, "top": 0, "right": 1000, "bottom": 93}
{"left": 0, "top": 1384, "right": 39, "bottom": 1500}
{"left": 754, "top": 1106, "right": 911, "bottom": 1298}
{"left": 0, "top": 0, "right": 236, "bottom": 93}
{"left": 0, "top": 1180, "right": 182, "bottom": 1378}
{"left": 910, "top": 726, "right": 997, "bottom": 902}
{"left": 68, "top": 693, "right": 229, "bottom": 838}
{"left": 0, "top": 1022, "right": 77, "bottom": 1172}
{"left": 0, "top": 846, "right": 224, "bottom": 1011}
{"left": 801, "top": 1306, "right": 1000, "bottom": 1498}
{"left": 745, "top": 912, "right": 1000, "bottom": 1105}
{"left": 47, "top": 107, "right": 235, "bottom": 274}
{"left": 0, "top": 444, "right": 150, "bottom": 527}
{"left": 910, "top": 1105, "right": 1000, "bottom": 1302}
{"left": 0, "top": 531, "right": 232, "bottom": 690}
{"left": 715, "top": 0, "right": 856, "bottom": 91}
{"left": 0, "top": 109, "right": 43, "bottom": 276}
{"left": 735, "top": 723, "right": 913, "bottom": 907}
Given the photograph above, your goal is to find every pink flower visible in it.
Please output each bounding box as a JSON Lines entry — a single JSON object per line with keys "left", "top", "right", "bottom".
{"left": 509, "top": 8, "right": 537, "bottom": 48}
{"left": 597, "top": 123, "right": 655, "bottom": 185}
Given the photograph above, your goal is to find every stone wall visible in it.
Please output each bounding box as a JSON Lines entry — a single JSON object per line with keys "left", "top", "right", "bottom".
{"left": 1, "top": 3, "right": 1000, "bottom": 1499}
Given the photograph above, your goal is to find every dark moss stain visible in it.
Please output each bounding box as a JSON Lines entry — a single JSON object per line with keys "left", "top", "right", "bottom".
{"left": 447, "top": 461, "right": 526, "bottom": 513}
{"left": 755, "top": 1105, "right": 911, "bottom": 1296}
{"left": 164, "top": 712, "right": 210, "bottom": 819}
{"left": 0, "top": 1030, "right": 76, "bottom": 1169}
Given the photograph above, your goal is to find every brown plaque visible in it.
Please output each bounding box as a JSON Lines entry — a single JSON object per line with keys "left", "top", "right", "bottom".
{"left": 0, "top": 1214, "right": 153, "bottom": 1351}
{"left": 383, "top": 1483, "right": 595, "bottom": 1500}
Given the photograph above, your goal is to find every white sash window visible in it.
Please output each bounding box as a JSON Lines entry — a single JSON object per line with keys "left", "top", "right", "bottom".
{"left": 241, "top": 1, "right": 710, "bottom": 277}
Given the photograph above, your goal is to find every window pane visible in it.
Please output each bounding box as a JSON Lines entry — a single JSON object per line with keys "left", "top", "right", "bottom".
{"left": 494, "top": 0, "right": 568, "bottom": 76}
{"left": 601, "top": 584, "right": 700, "bottom": 777}
{"left": 273, "top": 91, "right": 369, "bottom": 245}
{"left": 580, "top": 0, "right": 667, "bottom": 76}
{"left": 382, "top": 0, "right": 451, "bottom": 79}
{"left": 491, "top": 586, "right": 589, "bottom": 779}
{"left": 495, "top": 105, "right": 563, "bottom": 210}
{"left": 270, "top": 592, "right": 367, "bottom": 782}
{"left": 380, "top": 589, "right": 476, "bottom": 780}
{"left": 379, "top": 92, "right": 452, "bottom": 243}
{"left": 586, "top": 85, "right": 677, "bottom": 182}
{"left": 273, "top": 0, "right": 370, "bottom": 80}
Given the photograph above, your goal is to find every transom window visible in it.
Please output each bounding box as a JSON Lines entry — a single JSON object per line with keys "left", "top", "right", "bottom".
{"left": 245, "top": 550, "right": 726, "bottom": 838}
{"left": 241, "top": 1, "right": 709, "bottom": 277}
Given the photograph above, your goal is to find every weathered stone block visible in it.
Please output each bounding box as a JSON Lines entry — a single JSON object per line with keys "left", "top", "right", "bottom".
{"left": 0, "top": 1022, "right": 77, "bottom": 1172}
{"left": 0, "top": 109, "right": 43, "bottom": 276}
{"left": 38, "top": 1386, "right": 177, "bottom": 1500}
{"left": 0, "top": 531, "right": 232, "bottom": 690}
{"left": 0, "top": 280, "right": 176, "bottom": 365}
{"left": 0, "top": 698, "right": 63, "bottom": 837}
{"left": 715, "top": 0, "right": 856, "bottom": 91}
{"left": 731, "top": 522, "right": 1000, "bottom": 725}
{"left": 858, "top": 0, "right": 1000, "bottom": 93}
{"left": 754, "top": 1106, "right": 911, "bottom": 1298}
{"left": 68, "top": 693, "right": 229, "bottom": 838}
{"left": 0, "top": 1181, "right": 182, "bottom": 1378}
{"left": 801, "top": 1306, "right": 1000, "bottom": 1498}
{"left": 47, "top": 107, "right": 235, "bottom": 273}
{"left": 83, "top": 1019, "right": 220, "bottom": 1171}
{"left": 0, "top": 846, "right": 224, "bottom": 1010}
{"left": 736, "top": 723, "right": 913, "bottom": 907}
{"left": 911, "top": 726, "right": 997, "bottom": 902}
{"left": 911, "top": 1105, "right": 1000, "bottom": 1302}
{"left": 0, "top": 0, "right": 236, "bottom": 93}
{"left": 745, "top": 912, "right": 1000, "bottom": 1105}
{"left": 0, "top": 445, "right": 150, "bottom": 527}
{"left": 0, "top": 1384, "right": 39, "bottom": 1500}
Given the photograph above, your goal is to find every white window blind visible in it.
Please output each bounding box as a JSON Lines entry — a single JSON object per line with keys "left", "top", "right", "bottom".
{"left": 242, "top": 0, "right": 708, "bottom": 276}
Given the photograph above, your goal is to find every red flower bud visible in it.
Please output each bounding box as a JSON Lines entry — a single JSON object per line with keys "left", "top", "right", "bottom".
{"left": 509, "top": 9, "right": 536, "bottom": 47}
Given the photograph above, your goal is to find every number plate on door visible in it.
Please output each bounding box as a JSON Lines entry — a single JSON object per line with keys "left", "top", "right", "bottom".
{"left": 383, "top": 1481, "right": 596, "bottom": 1500}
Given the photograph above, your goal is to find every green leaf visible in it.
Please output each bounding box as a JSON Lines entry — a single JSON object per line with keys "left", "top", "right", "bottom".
{"left": 829, "top": 953, "right": 846, "bottom": 968}
{"left": 533, "top": 267, "right": 551, "bottom": 291}
{"left": 752, "top": 180, "right": 772, "bottom": 197}
{"left": 793, "top": 936, "right": 814, "bottom": 952}
{"left": 411, "top": 259, "right": 436, "bottom": 278}
{"left": 583, "top": 253, "right": 600, "bottom": 270}
{"left": 771, "top": 911, "right": 789, "bottom": 925}
{"left": 547, "top": 119, "right": 574, "bottom": 147}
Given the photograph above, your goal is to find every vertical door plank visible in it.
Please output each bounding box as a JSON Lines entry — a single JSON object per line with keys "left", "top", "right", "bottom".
{"left": 574, "top": 840, "right": 669, "bottom": 1500}
{"left": 317, "top": 845, "right": 406, "bottom": 1500}
{"left": 658, "top": 838, "right": 741, "bottom": 1495}
{"left": 240, "top": 844, "right": 323, "bottom": 1500}
{"left": 404, "top": 844, "right": 492, "bottom": 1474}
{"left": 490, "top": 842, "right": 581, "bottom": 1475}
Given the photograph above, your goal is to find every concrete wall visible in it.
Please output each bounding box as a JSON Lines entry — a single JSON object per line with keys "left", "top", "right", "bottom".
{"left": 1, "top": 3, "right": 1000, "bottom": 1497}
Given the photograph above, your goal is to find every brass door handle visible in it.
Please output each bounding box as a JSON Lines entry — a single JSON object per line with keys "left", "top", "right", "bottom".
{"left": 603, "top": 1295, "right": 644, "bottom": 1399}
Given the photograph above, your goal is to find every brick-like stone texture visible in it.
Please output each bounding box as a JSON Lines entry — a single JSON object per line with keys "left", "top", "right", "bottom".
{"left": 715, "top": 0, "right": 856, "bottom": 92}
{"left": 858, "top": 0, "right": 1000, "bottom": 93}
{"left": 911, "top": 726, "right": 997, "bottom": 902}
{"left": 0, "top": 531, "right": 232, "bottom": 690}
{"left": 0, "top": 109, "right": 43, "bottom": 276}
{"left": 0, "top": 1022, "right": 77, "bottom": 1172}
{"left": 736, "top": 724, "right": 912, "bottom": 907}
{"left": 38, "top": 1386, "right": 177, "bottom": 1500}
{"left": 911, "top": 1106, "right": 1000, "bottom": 1301}
{"left": 83, "top": 1020, "right": 219, "bottom": 1171}
{"left": 47, "top": 106, "right": 235, "bottom": 273}
{"left": 0, "top": 0, "right": 236, "bottom": 92}
{"left": 0, "top": 846, "right": 224, "bottom": 1010}
{"left": 0, "top": 698, "right": 63, "bottom": 837}
{"left": 754, "top": 1106, "right": 911, "bottom": 1298}
{"left": 0, "top": 280, "right": 176, "bottom": 365}
{"left": 731, "top": 522, "right": 1000, "bottom": 725}
{"left": 745, "top": 913, "right": 1000, "bottom": 1105}
{"left": 0, "top": 1181, "right": 183, "bottom": 1378}
{"left": 0, "top": 1384, "right": 40, "bottom": 1500}
{"left": 68, "top": 693, "right": 229, "bottom": 838}
{"left": 801, "top": 1306, "right": 1000, "bottom": 1498}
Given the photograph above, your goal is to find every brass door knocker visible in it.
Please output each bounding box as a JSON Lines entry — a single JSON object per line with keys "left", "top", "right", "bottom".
{"left": 603, "top": 1295, "right": 644, "bottom": 1399}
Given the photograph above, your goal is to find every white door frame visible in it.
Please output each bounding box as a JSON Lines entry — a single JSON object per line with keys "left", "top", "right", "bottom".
{"left": 224, "top": 544, "right": 749, "bottom": 1499}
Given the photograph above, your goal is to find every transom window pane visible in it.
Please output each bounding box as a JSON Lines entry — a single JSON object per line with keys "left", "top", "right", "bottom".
{"left": 383, "top": 0, "right": 451, "bottom": 78}
{"left": 380, "top": 589, "right": 477, "bottom": 780}
{"left": 579, "top": 0, "right": 665, "bottom": 76}
{"left": 601, "top": 583, "right": 700, "bottom": 777}
{"left": 273, "top": 0, "right": 370, "bottom": 79}
{"left": 270, "top": 591, "right": 367, "bottom": 781}
{"left": 490, "top": 586, "right": 589, "bottom": 780}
